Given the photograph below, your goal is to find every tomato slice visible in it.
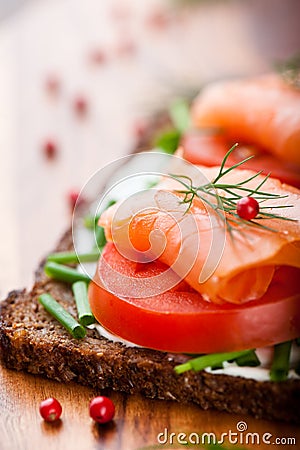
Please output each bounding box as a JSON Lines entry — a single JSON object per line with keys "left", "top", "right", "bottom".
{"left": 88, "top": 243, "right": 300, "bottom": 354}
{"left": 182, "top": 133, "right": 300, "bottom": 189}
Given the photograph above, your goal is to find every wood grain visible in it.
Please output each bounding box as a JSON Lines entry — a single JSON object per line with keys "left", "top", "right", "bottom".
{"left": 1, "top": 363, "right": 300, "bottom": 450}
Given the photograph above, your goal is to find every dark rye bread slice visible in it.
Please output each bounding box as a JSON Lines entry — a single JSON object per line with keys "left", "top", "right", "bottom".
{"left": 0, "top": 230, "right": 300, "bottom": 424}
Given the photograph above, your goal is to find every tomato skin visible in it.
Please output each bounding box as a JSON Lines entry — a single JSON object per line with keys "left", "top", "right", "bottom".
{"left": 88, "top": 243, "right": 300, "bottom": 354}
{"left": 182, "top": 133, "right": 300, "bottom": 189}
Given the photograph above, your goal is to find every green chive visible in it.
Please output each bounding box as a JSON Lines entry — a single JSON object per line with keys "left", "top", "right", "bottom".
{"left": 106, "top": 199, "right": 117, "bottom": 209}
{"left": 94, "top": 201, "right": 116, "bottom": 248}
{"left": 47, "top": 249, "right": 100, "bottom": 264}
{"left": 236, "top": 349, "right": 260, "bottom": 367}
{"left": 155, "top": 129, "right": 181, "bottom": 154}
{"left": 95, "top": 225, "right": 106, "bottom": 248}
{"left": 72, "top": 281, "right": 94, "bottom": 326}
{"left": 84, "top": 200, "right": 116, "bottom": 230}
{"left": 210, "top": 362, "right": 224, "bottom": 370}
{"left": 270, "top": 341, "right": 292, "bottom": 381}
{"left": 44, "top": 261, "right": 90, "bottom": 284}
{"left": 38, "top": 293, "right": 86, "bottom": 339}
{"left": 174, "top": 350, "right": 254, "bottom": 375}
{"left": 169, "top": 98, "right": 190, "bottom": 134}
{"left": 146, "top": 178, "right": 160, "bottom": 189}
{"left": 84, "top": 214, "right": 100, "bottom": 229}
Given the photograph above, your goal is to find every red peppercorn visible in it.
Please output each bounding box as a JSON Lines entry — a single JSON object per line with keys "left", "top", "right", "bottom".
{"left": 89, "top": 48, "right": 107, "bottom": 65}
{"left": 146, "top": 10, "right": 170, "bottom": 30}
{"left": 132, "top": 119, "right": 147, "bottom": 140}
{"left": 115, "top": 38, "right": 136, "bottom": 57}
{"left": 73, "top": 96, "right": 88, "bottom": 116}
{"left": 68, "top": 190, "right": 80, "bottom": 211}
{"left": 39, "top": 397, "right": 62, "bottom": 422}
{"left": 45, "top": 75, "right": 60, "bottom": 95}
{"left": 43, "top": 139, "right": 57, "bottom": 159}
{"left": 236, "top": 196, "right": 259, "bottom": 220}
{"left": 89, "top": 396, "right": 115, "bottom": 424}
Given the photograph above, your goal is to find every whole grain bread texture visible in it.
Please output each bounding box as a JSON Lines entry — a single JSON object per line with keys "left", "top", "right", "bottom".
{"left": 0, "top": 229, "right": 300, "bottom": 424}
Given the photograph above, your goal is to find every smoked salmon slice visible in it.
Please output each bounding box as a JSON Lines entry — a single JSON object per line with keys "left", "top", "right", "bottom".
{"left": 99, "top": 163, "right": 300, "bottom": 305}
{"left": 191, "top": 74, "right": 300, "bottom": 167}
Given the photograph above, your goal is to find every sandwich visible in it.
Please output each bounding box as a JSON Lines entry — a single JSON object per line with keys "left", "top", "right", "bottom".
{"left": 1, "top": 73, "right": 299, "bottom": 425}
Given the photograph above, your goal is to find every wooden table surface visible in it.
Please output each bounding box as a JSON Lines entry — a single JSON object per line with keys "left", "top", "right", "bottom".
{"left": 1, "top": 1, "right": 300, "bottom": 449}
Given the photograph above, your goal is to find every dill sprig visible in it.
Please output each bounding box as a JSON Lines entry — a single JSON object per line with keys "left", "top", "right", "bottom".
{"left": 169, "top": 144, "right": 295, "bottom": 234}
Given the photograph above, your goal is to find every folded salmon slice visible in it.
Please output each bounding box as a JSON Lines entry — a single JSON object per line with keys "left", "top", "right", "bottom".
{"left": 100, "top": 164, "right": 300, "bottom": 304}
{"left": 191, "top": 74, "right": 300, "bottom": 167}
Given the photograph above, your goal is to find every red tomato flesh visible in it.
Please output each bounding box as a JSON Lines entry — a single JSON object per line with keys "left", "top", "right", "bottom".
{"left": 88, "top": 243, "right": 300, "bottom": 354}
{"left": 182, "top": 133, "right": 300, "bottom": 189}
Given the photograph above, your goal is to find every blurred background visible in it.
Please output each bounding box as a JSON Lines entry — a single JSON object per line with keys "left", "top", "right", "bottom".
{"left": 0, "top": 0, "right": 299, "bottom": 296}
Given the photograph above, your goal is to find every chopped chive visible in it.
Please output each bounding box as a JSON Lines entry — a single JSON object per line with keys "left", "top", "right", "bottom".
{"left": 155, "top": 129, "right": 181, "bottom": 154}
{"left": 146, "top": 178, "right": 160, "bottom": 189}
{"left": 106, "top": 199, "right": 117, "bottom": 209}
{"left": 84, "top": 200, "right": 116, "bottom": 230}
{"left": 44, "top": 261, "right": 90, "bottom": 284}
{"left": 210, "top": 362, "right": 224, "bottom": 370}
{"left": 174, "top": 350, "right": 254, "bottom": 375}
{"left": 38, "top": 293, "right": 86, "bottom": 339}
{"left": 174, "top": 361, "right": 192, "bottom": 374}
{"left": 94, "top": 204, "right": 116, "bottom": 249}
{"left": 270, "top": 341, "right": 292, "bottom": 381}
{"left": 47, "top": 249, "right": 100, "bottom": 264}
{"left": 72, "top": 281, "right": 94, "bottom": 326}
{"left": 84, "top": 214, "right": 100, "bottom": 229}
{"left": 169, "top": 98, "right": 190, "bottom": 134}
{"left": 95, "top": 225, "right": 107, "bottom": 248}
{"left": 236, "top": 350, "right": 260, "bottom": 367}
